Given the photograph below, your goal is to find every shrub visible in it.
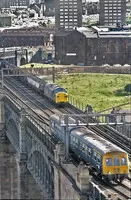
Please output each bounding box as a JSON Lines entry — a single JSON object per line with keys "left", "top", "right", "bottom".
{"left": 124, "top": 84, "right": 131, "bottom": 93}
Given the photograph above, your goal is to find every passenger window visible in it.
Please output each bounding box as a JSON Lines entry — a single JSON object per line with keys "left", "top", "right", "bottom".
{"left": 121, "top": 158, "right": 127, "bottom": 166}
{"left": 106, "top": 158, "right": 112, "bottom": 166}
{"left": 75, "top": 138, "right": 78, "bottom": 145}
{"left": 93, "top": 151, "right": 97, "bottom": 160}
{"left": 80, "top": 142, "right": 85, "bottom": 151}
{"left": 88, "top": 148, "right": 91, "bottom": 156}
{"left": 114, "top": 158, "right": 120, "bottom": 166}
{"left": 97, "top": 154, "right": 101, "bottom": 163}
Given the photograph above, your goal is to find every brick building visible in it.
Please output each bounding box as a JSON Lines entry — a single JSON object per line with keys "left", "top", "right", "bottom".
{"left": 54, "top": 29, "right": 86, "bottom": 65}
{"left": 54, "top": 28, "right": 131, "bottom": 66}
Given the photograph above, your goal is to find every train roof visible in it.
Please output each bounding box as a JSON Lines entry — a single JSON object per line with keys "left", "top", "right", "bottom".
{"left": 27, "top": 76, "right": 67, "bottom": 93}
{"left": 27, "top": 75, "right": 46, "bottom": 84}
{"left": 50, "top": 114, "right": 126, "bottom": 155}
{"left": 71, "top": 127, "right": 126, "bottom": 154}
{"left": 45, "top": 83, "right": 67, "bottom": 92}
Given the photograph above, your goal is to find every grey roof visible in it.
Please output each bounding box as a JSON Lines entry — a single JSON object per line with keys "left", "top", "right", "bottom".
{"left": 77, "top": 27, "right": 131, "bottom": 38}
{"left": 55, "top": 29, "right": 75, "bottom": 37}
{"left": 77, "top": 27, "right": 97, "bottom": 38}
{"left": 50, "top": 114, "right": 125, "bottom": 155}
{"left": 71, "top": 127, "right": 125, "bottom": 154}
{"left": 98, "top": 35, "right": 131, "bottom": 38}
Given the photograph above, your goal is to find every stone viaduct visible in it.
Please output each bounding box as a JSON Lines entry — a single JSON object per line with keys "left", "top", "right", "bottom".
{"left": 0, "top": 87, "right": 121, "bottom": 200}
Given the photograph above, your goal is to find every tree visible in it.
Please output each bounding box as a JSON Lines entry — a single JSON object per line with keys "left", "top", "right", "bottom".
{"left": 124, "top": 84, "right": 131, "bottom": 93}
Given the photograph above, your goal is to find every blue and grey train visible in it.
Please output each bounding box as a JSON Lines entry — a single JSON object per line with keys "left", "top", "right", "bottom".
{"left": 50, "top": 114, "right": 129, "bottom": 182}
{"left": 19, "top": 75, "right": 68, "bottom": 105}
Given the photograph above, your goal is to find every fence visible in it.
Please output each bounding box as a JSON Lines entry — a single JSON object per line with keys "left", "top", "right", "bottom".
{"left": 89, "top": 181, "right": 127, "bottom": 200}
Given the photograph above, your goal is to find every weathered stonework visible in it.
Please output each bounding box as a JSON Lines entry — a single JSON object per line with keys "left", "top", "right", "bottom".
{"left": 54, "top": 143, "right": 91, "bottom": 200}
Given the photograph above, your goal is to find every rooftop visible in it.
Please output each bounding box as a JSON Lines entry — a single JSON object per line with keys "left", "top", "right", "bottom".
{"left": 0, "top": 13, "right": 16, "bottom": 18}
{"left": 77, "top": 26, "right": 131, "bottom": 38}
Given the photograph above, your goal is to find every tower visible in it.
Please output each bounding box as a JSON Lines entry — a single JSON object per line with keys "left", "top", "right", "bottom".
{"left": 99, "top": 0, "right": 126, "bottom": 26}
{"left": 55, "top": 0, "right": 82, "bottom": 29}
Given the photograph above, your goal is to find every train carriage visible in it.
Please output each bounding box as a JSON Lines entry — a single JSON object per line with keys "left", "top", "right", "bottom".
{"left": 27, "top": 76, "right": 40, "bottom": 89}
{"left": 70, "top": 127, "right": 129, "bottom": 181}
{"left": 50, "top": 114, "right": 129, "bottom": 182}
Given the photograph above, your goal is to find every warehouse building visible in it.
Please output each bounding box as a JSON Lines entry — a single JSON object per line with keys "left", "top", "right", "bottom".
{"left": 54, "top": 27, "right": 131, "bottom": 66}
{"left": 54, "top": 29, "right": 86, "bottom": 64}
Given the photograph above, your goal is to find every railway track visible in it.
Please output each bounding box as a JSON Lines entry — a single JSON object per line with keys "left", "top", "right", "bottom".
{"left": 71, "top": 155, "right": 131, "bottom": 200}
{"left": 4, "top": 86, "right": 50, "bottom": 126}
{"left": 4, "top": 77, "right": 54, "bottom": 123}
{"left": 92, "top": 175, "right": 131, "bottom": 200}
{"left": 2, "top": 76, "right": 131, "bottom": 198}
{"left": 4, "top": 76, "right": 131, "bottom": 156}
{"left": 65, "top": 104, "right": 131, "bottom": 157}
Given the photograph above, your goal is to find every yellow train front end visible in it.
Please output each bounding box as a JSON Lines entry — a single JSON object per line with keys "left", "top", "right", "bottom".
{"left": 55, "top": 92, "right": 68, "bottom": 104}
{"left": 102, "top": 152, "right": 129, "bottom": 182}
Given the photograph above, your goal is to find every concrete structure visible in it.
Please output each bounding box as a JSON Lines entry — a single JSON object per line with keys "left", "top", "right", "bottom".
{"left": 55, "top": 0, "right": 82, "bottom": 29}
{"left": 0, "top": 95, "right": 54, "bottom": 199}
{"left": 54, "top": 27, "right": 131, "bottom": 65}
{"left": 99, "top": 0, "right": 126, "bottom": 26}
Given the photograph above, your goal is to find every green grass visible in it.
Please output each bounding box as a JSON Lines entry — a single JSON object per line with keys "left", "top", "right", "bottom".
{"left": 56, "top": 73, "right": 131, "bottom": 112}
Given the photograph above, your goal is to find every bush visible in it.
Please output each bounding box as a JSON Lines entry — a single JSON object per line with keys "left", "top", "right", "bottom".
{"left": 124, "top": 84, "right": 131, "bottom": 93}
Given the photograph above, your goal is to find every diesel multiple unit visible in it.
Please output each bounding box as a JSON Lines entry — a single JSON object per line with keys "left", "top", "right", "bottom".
{"left": 50, "top": 114, "right": 129, "bottom": 182}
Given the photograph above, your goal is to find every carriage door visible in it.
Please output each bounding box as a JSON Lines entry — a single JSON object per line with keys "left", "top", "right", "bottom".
{"left": 114, "top": 156, "right": 120, "bottom": 174}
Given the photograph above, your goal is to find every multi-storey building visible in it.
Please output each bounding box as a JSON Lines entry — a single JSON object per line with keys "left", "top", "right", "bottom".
{"left": 55, "top": 0, "right": 82, "bottom": 29}
{"left": 0, "top": 0, "right": 29, "bottom": 8}
{"left": 99, "top": 0, "right": 126, "bottom": 26}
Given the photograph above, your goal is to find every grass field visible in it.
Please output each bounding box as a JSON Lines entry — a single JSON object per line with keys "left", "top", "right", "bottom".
{"left": 56, "top": 73, "right": 131, "bottom": 112}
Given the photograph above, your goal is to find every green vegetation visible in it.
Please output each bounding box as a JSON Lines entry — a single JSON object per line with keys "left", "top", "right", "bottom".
{"left": 56, "top": 73, "right": 131, "bottom": 111}
{"left": 126, "top": 16, "right": 131, "bottom": 24}
{"left": 124, "top": 84, "right": 131, "bottom": 93}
